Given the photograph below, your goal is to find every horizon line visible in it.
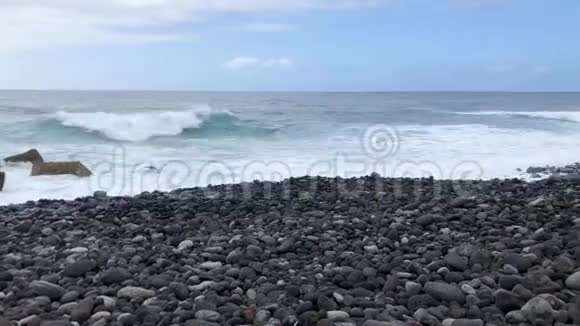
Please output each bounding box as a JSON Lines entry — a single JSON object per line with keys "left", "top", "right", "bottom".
{"left": 1, "top": 89, "right": 580, "bottom": 93}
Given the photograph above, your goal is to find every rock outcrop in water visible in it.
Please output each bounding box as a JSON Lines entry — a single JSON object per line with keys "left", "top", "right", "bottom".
{"left": 4, "top": 149, "right": 92, "bottom": 177}
{"left": 1, "top": 175, "right": 580, "bottom": 325}
{"left": 525, "top": 162, "right": 580, "bottom": 180}
{"left": 4, "top": 148, "right": 44, "bottom": 163}
{"left": 0, "top": 171, "right": 4, "bottom": 191}
{"left": 31, "top": 161, "right": 92, "bottom": 177}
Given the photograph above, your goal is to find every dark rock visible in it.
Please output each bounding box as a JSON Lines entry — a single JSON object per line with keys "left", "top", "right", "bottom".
{"left": 408, "top": 294, "right": 439, "bottom": 311}
{"left": 317, "top": 295, "right": 338, "bottom": 311}
{"left": 501, "top": 254, "right": 532, "bottom": 273}
{"left": 299, "top": 311, "right": 320, "bottom": 326}
{"left": 424, "top": 282, "right": 465, "bottom": 303}
{"left": 101, "top": 267, "right": 132, "bottom": 285}
{"left": 521, "top": 296, "right": 554, "bottom": 325}
{"left": 494, "top": 289, "right": 524, "bottom": 313}
{"left": 499, "top": 275, "right": 522, "bottom": 290}
{"left": 29, "top": 280, "right": 65, "bottom": 300}
{"left": 63, "top": 259, "right": 97, "bottom": 277}
{"left": 4, "top": 149, "right": 44, "bottom": 163}
{"left": 445, "top": 253, "right": 468, "bottom": 271}
{"left": 39, "top": 322, "right": 73, "bottom": 326}
{"left": 71, "top": 297, "right": 95, "bottom": 323}
{"left": 184, "top": 320, "right": 220, "bottom": 326}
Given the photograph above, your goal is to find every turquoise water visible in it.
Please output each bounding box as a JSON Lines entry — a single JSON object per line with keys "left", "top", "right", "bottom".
{"left": 1, "top": 91, "right": 580, "bottom": 204}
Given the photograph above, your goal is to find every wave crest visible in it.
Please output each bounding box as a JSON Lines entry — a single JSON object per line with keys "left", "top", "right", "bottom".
{"left": 55, "top": 108, "right": 236, "bottom": 142}
{"left": 453, "top": 110, "right": 580, "bottom": 123}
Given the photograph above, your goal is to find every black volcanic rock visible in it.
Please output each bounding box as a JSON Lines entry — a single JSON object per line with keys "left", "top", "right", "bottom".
{"left": 1, "top": 174, "right": 580, "bottom": 324}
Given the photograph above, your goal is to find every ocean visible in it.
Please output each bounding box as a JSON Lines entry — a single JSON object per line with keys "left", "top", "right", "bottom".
{"left": 1, "top": 91, "right": 580, "bottom": 205}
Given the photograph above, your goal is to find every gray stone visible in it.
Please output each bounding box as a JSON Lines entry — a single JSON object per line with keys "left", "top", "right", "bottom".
{"left": 326, "top": 311, "right": 349, "bottom": 321}
{"left": 445, "top": 252, "right": 468, "bottom": 271}
{"left": 364, "top": 245, "right": 379, "bottom": 253}
{"left": 461, "top": 284, "right": 476, "bottom": 296}
{"left": 317, "top": 295, "right": 338, "bottom": 311}
{"left": 100, "top": 267, "right": 131, "bottom": 285}
{"left": 93, "top": 191, "right": 107, "bottom": 198}
{"left": 176, "top": 240, "right": 194, "bottom": 252}
{"left": 89, "top": 311, "right": 111, "bottom": 324}
{"left": 505, "top": 311, "right": 526, "bottom": 324}
{"left": 18, "top": 315, "right": 41, "bottom": 326}
{"left": 405, "top": 281, "right": 422, "bottom": 296}
{"left": 117, "top": 286, "right": 155, "bottom": 301}
{"left": 537, "top": 294, "right": 566, "bottom": 310}
{"left": 443, "top": 319, "right": 484, "bottom": 326}
{"left": 424, "top": 282, "right": 465, "bottom": 303}
{"left": 60, "top": 290, "right": 80, "bottom": 303}
{"left": 29, "top": 280, "right": 65, "bottom": 300}
{"left": 255, "top": 310, "right": 271, "bottom": 323}
{"left": 246, "top": 245, "right": 264, "bottom": 259}
{"left": 521, "top": 296, "right": 554, "bottom": 324}
{"left": 71, "top": 297, "right": 95, "bottom": 323}
{"left": 501, "top": 254, "right": 532, "bottom": 273}
{"left": 117, "top": 313, "right": 136, "bottom": 326}
{"left": 63, "top": 259, "right": 96, "bottom": 277}
{"left": 96, "top": 295, "right": 116, "bottom": 310}
{"left": 414, "top": 308, "right": 440, "bottom": 325}
{"left": 57, "top": 302, "right": 78, "bottom": 314}
{"left": 565, "top": 271, "right": 580, "bottom": 290}
{"left": 494, "top": 289, "right": 524, "bottom": 313}
{"left": 194, "top": 310, "right": 222, "bottom": 322}
{"left": 363, "top": 321, "right": 407, "bottom": 326}
{"left": 39, "top": 322, "right": 73, "bottom": 326}
{"left": 185, "top": 320, "right": 220, "bottom": 326}
{"left": 552, "top": 256, "right": 574, "bottom": 273}
{"left": 199, "top": 262, "right": 222, "bottom": 270}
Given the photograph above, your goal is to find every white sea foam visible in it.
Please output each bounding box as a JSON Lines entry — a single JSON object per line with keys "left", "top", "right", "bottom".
{"left": 453, "top": 110, "right": 580, "bottom": 123}
{"left": 55, "top": 107, "right": 227, "bottom": 142}
{"left": 2, "top": 123, "right": 580, "bottom": 205}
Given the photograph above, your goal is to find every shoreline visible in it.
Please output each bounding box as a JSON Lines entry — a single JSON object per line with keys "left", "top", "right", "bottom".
{"left": 1, "top": 161, "right": 578, "bottom": 207}
{"left": 1, "top": 175, "right": 580, "bottom": 325}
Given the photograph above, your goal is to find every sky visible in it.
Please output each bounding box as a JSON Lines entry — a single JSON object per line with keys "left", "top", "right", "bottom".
{"left": 0, "top": 0, "right": 578, "bottom": 91}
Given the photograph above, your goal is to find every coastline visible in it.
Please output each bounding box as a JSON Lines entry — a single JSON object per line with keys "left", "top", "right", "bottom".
{"left": 1, "top": 174, "right": 580, "bottom": 325}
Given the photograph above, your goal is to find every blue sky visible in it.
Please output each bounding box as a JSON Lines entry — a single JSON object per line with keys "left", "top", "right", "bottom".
{"left": 0, "top": 0, "right": 578, "bottom": 91}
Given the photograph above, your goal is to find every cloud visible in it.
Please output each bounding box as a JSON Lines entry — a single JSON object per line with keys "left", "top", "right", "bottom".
{"left": 262, "top": 58, "right": 294, "bottom": 69}
{"left": 223, "top": 57, "right": 261, "bottom": 69}
{"left": 240, "top": 22, "right": 294, "bottom": 32}
{"left": 223, "top": 57, "right": 294, "bottom": 70}
{"left": 0, "top": 0, "right": 379, "bottom": 51}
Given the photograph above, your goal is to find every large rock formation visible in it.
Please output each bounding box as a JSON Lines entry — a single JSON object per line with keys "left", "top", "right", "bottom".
{"left": 4, "top": 149, "right": 44, "bottom": 163}
{"left": 4, "top": 149, "right": 92, "bottom": 178}
{"left": 0, "top": 172, "right": 4, "bottom": 191}
{"left": 31, "top": 162, "right": 92, "bottom": 177}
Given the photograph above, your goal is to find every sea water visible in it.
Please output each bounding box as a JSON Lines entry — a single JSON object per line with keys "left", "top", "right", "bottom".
{"left": 1, "top": 91, "right": 580, "bottom": 204}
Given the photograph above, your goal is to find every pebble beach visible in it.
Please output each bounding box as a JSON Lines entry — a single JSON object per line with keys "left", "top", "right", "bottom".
{"left": 1, "top": 174, "right": 580, "bottom": 326}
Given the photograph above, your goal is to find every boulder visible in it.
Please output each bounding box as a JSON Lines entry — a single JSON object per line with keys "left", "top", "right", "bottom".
{"left": 520, "top": 296, "right": 554, "bottom": 325}
{"left": 0, "top": 171, "right": 4, "bottom": 191}
{"left": 4, "top": 149, "right": 44, "bottom": 163}
{"left": 31, "top": 161, "right": 92, "bottom": 177}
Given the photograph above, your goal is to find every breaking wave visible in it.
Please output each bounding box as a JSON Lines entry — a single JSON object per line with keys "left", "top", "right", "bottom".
{"left": 452, "top": 110, "right": 580, "bottom": 123}
{"left": 51, "top": 108, "right": 274, "bottom": 142}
